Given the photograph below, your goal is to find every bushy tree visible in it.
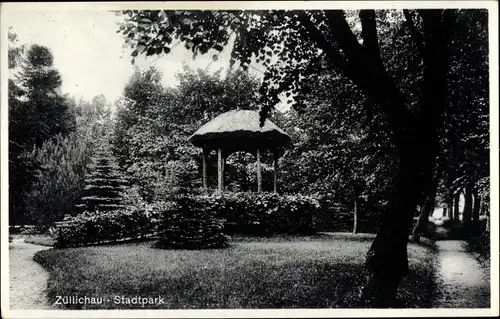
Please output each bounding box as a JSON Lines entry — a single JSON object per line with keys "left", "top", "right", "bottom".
{"left": 13, "top": 44, "right": 76, "bottom": 145}
{"left": 277, "top": 72, "right": 396, "bottom": 233}
{"left": 25, "top": 133, "right": 94, "bottom": 226}
{"left": 112, "top": 67, "right": 167, "bottom": 168}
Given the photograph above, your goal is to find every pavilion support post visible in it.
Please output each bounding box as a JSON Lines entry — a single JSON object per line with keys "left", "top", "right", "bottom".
{"left": 217, "top": 148, "right": 224, "bottom": 192}
{"left": 202, "top": 149, "right": 208, "bottom": 194}
{"left": 256, "top": 148, "right": 262, "bottom": 192}
{"left": 273, "top": 153, "right": 278, "bottom": 194}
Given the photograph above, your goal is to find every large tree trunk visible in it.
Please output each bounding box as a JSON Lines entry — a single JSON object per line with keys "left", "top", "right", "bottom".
{"left": 353, "top": 199, "right": 359, "bottom": 235}
{"left": 472, "top": 191, "right": 481, "bottom": 224}
{"left": 447, "top": 198, "right": 453, "bottom": 221}
{"left": 359, "top": 9, "right": 453, "bottom": 305}
{"left": 453, "top": 193, "right": 460, "bottom": 221}
{"left": 361, "top": 155, "right": 424, "bottom": 307}
{"left": 462, "top": 184, "right": 473, "bottom": 235}
{"left": 412, "top": 194, "right": 435, "bottom": 242}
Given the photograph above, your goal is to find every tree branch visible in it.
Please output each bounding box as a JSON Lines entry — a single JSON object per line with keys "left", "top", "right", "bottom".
{"left": 297, "top": 11, "right": 350, "bottom": 71}
{"left": 417, "top": 9, "right": 456, "bottom": 143}
{"left": 403, "top": 10, "right": 426, "bottom": 61}
{"left": 359, "top": 10, "right": 383, "bottom": 65}
{"left": 419, "top": 9, "right": 456, "bottom": 100}
{"left": 299, "top": 10, "right": 413, "bottom": 145}
{"left": 323, "top": 10, "right": 363, "bottom": 58}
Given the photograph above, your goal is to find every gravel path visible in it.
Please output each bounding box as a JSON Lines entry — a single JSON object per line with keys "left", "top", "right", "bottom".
{"left": 432, "top": 240, "right": 490, "bottom": 308}
{"left": 9, "top": 239, "right": 54, "bottom": 310}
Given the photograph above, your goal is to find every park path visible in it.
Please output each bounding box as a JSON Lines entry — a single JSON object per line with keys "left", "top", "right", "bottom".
{"left": 9, "top": 239, "right": 54, "bottom": 310}
{"left": 432, "top": 240, "right": 490, "bottom": 308}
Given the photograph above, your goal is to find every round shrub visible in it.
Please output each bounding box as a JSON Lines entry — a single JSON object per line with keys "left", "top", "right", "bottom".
{"left": 156, "top": 196, "right": 230, "bottom": 250}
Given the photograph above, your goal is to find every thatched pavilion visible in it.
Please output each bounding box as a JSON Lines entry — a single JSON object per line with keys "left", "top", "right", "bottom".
{"left": 189, "top": 109, "right": 291, "bottom": 193}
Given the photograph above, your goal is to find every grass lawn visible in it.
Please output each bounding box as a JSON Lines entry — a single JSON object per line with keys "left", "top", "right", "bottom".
{"left": 34, "top": 234, "right": 436, "bottom": 309}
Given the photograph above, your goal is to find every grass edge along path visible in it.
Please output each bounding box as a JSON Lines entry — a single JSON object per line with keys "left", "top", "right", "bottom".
{"left": 34, "top": 234, "right": 437, "bottom": 309}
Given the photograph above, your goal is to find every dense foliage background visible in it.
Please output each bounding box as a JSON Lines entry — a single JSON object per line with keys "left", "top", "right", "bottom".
{"left": 8, "top": 9, "right": 489, "bottom": 240}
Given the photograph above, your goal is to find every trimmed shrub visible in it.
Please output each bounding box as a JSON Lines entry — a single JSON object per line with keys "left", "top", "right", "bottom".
{"left": 53, "top": 192, "right": 326, "bottom": 249}
{"left": 156, "top": 196, "right": 230, "bottom": 250}
{"left": 221, "top": 192, "right": 320, "bottom": 235}
{"left": 158, "top": 192, "right": 320, "bottom": 236}
{"left": 53, "top": 203, "right": 167, "bottom": 248}
{"left": 156, "top": 192, "right": 319, "bottom": 249}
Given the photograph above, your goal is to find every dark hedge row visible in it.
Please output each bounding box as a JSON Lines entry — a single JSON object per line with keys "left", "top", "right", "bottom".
{"left": 201, "top": 192, "right": 319, "bottom": 235}
{"left": 54, "top": 192, "right": 376, "bottom": 249}
{"left": 53, "top": 204, "right": 165, "bottom": 248}
{"left": 156, "top": 192, "right": 320, "bottom": 249}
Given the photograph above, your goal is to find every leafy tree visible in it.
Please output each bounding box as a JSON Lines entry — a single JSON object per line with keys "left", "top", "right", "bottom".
{"left": 117, "top": 9, "right": 484, "bottom": 306}
{"left": 75, "top": 95, "right": 114, "bottom": 144}
{"left": 112, "top": 67, "right": 166, "bottom": 169}
{"left": 277, "top": 72, "right": 396, "bottom": 233}
{"left": 13, "top": 44, "right": 76, "bottom": 145}
{"left": 8, "top": 29, "right": 34, "bottom": 225}
{"left": 113, "top": 65, "right": 260, "bottom": 202}
{"left": 438, "top": 10, "right": 489, "bottom": 232}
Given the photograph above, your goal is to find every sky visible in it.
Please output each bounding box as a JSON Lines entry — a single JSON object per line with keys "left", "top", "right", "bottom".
{"left": 8, "top": 9, "right": 265, "bottom": 104}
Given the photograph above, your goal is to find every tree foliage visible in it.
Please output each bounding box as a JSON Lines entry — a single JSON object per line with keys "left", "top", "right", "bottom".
{"left": 8, "top": 33, "right": 77, "bottom": 225}
{"left": 112, "top": 66, "right": 260, "bottom": 202}
{"left": 438, "top": 10, "right": 489, "bottom": 222}
{"left": 12, "top": 44, "right": 76, "bottom": 146}
{"left": 23, "top": 96, "right": 114, "bottom": 226}
{"left": 278, "top": 71, "right": 396, "bottom": 208}
{"left": 24, "top": 133, "right": 94, "bottom": 226}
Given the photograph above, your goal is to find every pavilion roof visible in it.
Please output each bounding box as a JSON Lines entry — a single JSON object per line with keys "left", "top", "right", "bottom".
{"left": 189, "top": 109, "right": 291, "bottom": 150}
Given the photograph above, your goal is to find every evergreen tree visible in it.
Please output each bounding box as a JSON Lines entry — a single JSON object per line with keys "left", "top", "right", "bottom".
{"left": 25, "top": 132, "right": 94, "bottom": 226}
{"left": 76, "top": 131, "right": 128, "bottom": 213}
{"left": 9, "top": 35, "right": 76, "bottom": 224}
{"left": 24, "top": 96, "right": 112, "bottom": 226}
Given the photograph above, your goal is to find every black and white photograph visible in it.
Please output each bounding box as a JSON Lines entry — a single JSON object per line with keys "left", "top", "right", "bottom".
{"left": 1, "top": 1, "right": 498, "bottom": 318}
